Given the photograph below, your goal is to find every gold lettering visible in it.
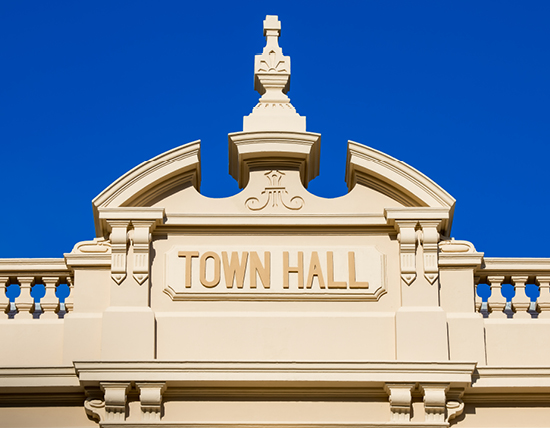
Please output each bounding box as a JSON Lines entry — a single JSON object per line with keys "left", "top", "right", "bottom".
{"left": 327, "top": 251, "right": 346, "bottom": 289}
{"left": 348, "top": 252, "right": 369, "bottom": 289}
{"left": 178, "top": 251, "right": 199, "bottom": 288}
{"left": 250, "top": 251, "right": 270, "bottom": 289}
{"left": 200, "top": 251, "right": 221, "bottom": 288}
{"left": 222, "top": 251, "right": 248, "bottom": 288}
{"left": 306, "top": 251, "right": 325, "bottom": 289}
{"left": 283, "top": 251, "right": 303, "bottom": 289}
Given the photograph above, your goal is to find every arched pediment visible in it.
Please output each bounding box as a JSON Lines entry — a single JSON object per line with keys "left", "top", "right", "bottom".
{"left": 345, "top": 141, "right": 455, "bottom": 211}
{"left": 92, "top": 141, "right": 200, "bottom": 235}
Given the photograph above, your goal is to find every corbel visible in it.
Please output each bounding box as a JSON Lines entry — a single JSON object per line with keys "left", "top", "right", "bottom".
{"left": 420, "top": 383, "right": 448, "bottom": 422}
{"left": 419, "top": 221, "right": 441, "bottom": 284}
{"left": 136, "top": 382, "right": 167, "bottom": 421}
{"left": 101, "top": 382, "right": 130, "bottom": 421}
{"left": 131, "top": 221, "right": 156, "bottom": 285}
{"left": 446, "top": 387, "right": 465, "bottom": 423}
{"left": 384, "top": 383, "right": 415, "bottom": 422}
{"left": 106, "top": 220, "right": 130, "bottom": 285}
{"left": 395, "top": 221, "right": 418, "bottom": 285}
{"left": 84, "top": 387, "right": 105, "bottom": 423}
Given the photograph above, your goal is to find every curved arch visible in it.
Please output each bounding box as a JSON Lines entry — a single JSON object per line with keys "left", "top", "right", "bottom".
{"left": 92, "top": 141, "right": 201, "bottom": 235}
{"left": 345, "top": 141, "right": 455, "bottom": 210}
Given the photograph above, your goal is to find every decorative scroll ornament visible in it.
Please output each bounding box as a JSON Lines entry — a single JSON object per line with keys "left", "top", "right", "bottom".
{"left": 245, "top": 170, "right": 304, "bottom": 211}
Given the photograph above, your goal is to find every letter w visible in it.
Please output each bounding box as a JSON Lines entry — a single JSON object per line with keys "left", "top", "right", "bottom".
{"left": 222, "top": 252, "right": 249, "bottom": 288}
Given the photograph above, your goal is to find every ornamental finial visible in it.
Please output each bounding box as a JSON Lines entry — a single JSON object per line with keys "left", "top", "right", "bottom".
{"left": 244, "top": 15, "right": 305, "bottom": 132}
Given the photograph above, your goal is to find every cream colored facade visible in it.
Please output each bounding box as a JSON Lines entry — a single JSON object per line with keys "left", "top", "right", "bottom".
{"left": 1, "top": 15, "right": 550, "bottom": 428}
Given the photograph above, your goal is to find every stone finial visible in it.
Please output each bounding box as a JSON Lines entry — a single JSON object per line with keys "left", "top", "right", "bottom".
{"left": 244, "top": 15, "right": 306, "bottom": 132}
{"left": 254, "top": 15, "right": 289, "bottom": 99}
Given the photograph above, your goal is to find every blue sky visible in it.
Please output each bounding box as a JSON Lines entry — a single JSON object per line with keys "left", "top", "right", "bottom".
{"left": 1, "top": 1, "right": 549, "bottom": 258}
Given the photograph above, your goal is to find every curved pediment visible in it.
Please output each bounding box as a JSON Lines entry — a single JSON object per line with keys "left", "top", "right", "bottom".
{"left": 92, "top": 141, "right": 200, "bottom": 235}
{"left": 345, "top": 141, "right": 455, "bottom": 211}
{"left": 92, "top": 138, "right": 455, "bottom": 237}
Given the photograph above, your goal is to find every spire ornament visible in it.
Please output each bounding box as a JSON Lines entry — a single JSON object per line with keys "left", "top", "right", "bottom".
{"left": 244, "top": 15, "right": 306, "bottom": 132}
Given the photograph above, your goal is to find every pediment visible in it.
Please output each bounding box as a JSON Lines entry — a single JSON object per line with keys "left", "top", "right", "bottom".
{"left": 92, "top": 138, "right": 455, "bottom": 238}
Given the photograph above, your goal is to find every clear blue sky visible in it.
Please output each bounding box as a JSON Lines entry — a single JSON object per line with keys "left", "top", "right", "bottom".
{"left": 1, "top": 1, "right": 549, "bottom": 258}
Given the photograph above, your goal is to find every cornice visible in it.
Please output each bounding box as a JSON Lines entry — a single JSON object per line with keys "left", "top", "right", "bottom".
{"left": 478, "top": 258, "right": 550, "bottom": 275}
{"left": 161, "top": 213, "right": 389, "bottom": 228}
{"left": 0, "top": 258, "right": 70, "bottom": 276}
{"left": 0, "top": 366, "right": 79, "bottom": 389}
{"left": 74, "top": 361, "right": 476, "bottom": 387}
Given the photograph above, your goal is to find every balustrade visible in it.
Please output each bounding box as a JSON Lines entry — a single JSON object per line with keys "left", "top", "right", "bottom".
{"left": 475, "top": 258, "right": 550, "bottom": 319}
{"left": 0, "top": 259, "right": 73, "bottom": 319}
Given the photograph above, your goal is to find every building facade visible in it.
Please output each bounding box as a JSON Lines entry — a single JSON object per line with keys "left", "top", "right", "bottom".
{"left": 1, "top": 15, "right": 550, "bottom": 428}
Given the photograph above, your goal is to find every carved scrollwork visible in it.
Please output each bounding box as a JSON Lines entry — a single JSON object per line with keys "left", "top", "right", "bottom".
{"left": 245, "top": 170, "right": 304, "bottom": 211}
{"left": 84, "top": 397, "right": 105, "bottom": 423}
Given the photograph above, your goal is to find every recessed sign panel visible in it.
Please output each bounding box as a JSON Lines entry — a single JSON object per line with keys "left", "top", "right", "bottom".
{"left": 165, "top": 246, "right": 386, "bottom": 301}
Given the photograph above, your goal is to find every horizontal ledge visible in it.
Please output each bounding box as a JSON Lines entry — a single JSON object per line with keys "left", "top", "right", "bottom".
{"left": 74, "top": 361, "right": 476, "bottom": 385}
{"left": 163, "top": 288, "right": 386, "bottom": 302}
{"left": 471, "top": 366, "right": 550, "bottom": 389}
{"left": 101, "top": 424, "right": 449, "bottom": 428}
{"left": 98, "top": 207, "right": 165, "bottom": 221}
{"left": 64, "top": 253, "right": 111, "bottom": 267}
{"left": 162, "top": 214, "right": 388, "bottom": 227}
{"left": 478, "top": 258, "right": 550, "bottom": 274}
{"left": 0, "top": 367, "right": 79, "bottom": 389}
{"left": 0, "top": 258, "right": 70, "bottom": 275}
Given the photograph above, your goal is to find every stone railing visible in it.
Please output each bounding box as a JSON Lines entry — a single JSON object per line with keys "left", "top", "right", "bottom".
{"left": 475, "top": 258, "right": 550, "bottom": 318}
{"left": 0, "top": 259, "right": 73, "bottom": 319}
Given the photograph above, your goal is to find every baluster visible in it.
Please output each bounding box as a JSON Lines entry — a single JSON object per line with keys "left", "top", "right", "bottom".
{"left": 41, "top": 276, "right": 59, "bottom": 319}
{"left": 0, "top": 276, "right": 9, "bottom": 317}
{"left": 512, "top": 276, "right": 530, "bottom": 318}
{"left": 64, "top": 276, "right": 74, "bottom": 313}
{"left": 474, "top": 276, "right": 481, "bottom": 312}
{"left": 536, "top": 276, "right": 550, "bottom": 318}
{"left": 487, "top": 275, "right": 506, "bottom": 318}
{"left": 16, "top": 277, "right": 35, "bottom": 319}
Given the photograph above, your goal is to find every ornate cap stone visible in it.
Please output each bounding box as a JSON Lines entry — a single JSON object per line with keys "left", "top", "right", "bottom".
{"left": 229, "top": 16, "right": 320, "bottom": 189}
{"left": 244, "top": 15, "right": 306, "bottom": 132}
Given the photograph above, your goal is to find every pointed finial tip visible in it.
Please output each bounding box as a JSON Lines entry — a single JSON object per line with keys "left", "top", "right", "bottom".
{"left": 263, "top": 15, "right": 281, "bottom": 36}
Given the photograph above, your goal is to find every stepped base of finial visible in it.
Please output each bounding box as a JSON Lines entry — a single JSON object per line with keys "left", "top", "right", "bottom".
{"left": 228, "top": 130, "right": 320, "bottom": 188}
{"left": 244, "top": 102, "right": 306, "bottom": 132}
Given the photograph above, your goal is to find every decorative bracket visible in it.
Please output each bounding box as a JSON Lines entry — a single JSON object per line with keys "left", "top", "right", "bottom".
{"left": 419, "top": 221, "right": 441, "bottom": 284}
{"left": 394, "top": 221, "right": 418, "bottom": 285}
{"left": 384, "top": 383, "right": 414, "bottom": 422}
{"left": 137, "top": 382, "right": 167, "bottom": 421}
{"left": 420, "top": 383, "right": 448, "bottom": 422}
{"left": 84, "top": 387, "right": 105, "bottom": 423}
{"left": 101, "top": 382, "right": 130, "bottom": 421}
{"left": 131, "top": 220, "right": 155, "bottom": 285}
{"left": 446, "top": 387, "right": 465, "bottom": 423}
{"left": 107, "top": 220, "right": 130, "bottom": 285}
